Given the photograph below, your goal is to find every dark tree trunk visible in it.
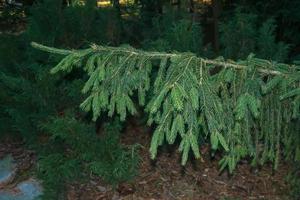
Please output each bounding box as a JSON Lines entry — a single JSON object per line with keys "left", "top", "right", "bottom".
{"left": 190, "top": 0, "right": 194, "bottom": 13}
{"left": 177, "top": 0, "right": 181, "bottom": 10}
{"left": 112, "top": 0, "right": 121, "bottom": 15}
{"left": 140, "top": 0, "right": 163, "bottom": 25}
{"left": 212, "top": 0, "right": 221, "bottom": 52}
{"left": 190, "top": 0, "right": 197, "bottom": 22}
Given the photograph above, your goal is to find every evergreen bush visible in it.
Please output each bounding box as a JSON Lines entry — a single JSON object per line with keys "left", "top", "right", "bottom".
{"left": 220, "top": 9, "right": 289, "bottom": 62}
{"left": 142, "top": 11, "right": 212, "bottom": 57}
{"left": 0, "top": 0, "right": 140, "bottom": 198}
{"left": 38, "top": 116, "right": 139, "bottom": 199}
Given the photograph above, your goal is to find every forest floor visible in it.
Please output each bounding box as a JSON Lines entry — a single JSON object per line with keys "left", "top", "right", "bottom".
{"left": 0, "top": 118, "right": 291, "bottom": 200}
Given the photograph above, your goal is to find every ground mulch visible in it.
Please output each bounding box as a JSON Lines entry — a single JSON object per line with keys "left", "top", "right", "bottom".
{"left": 64, "top": 118, "right": 292, "bottom": 200}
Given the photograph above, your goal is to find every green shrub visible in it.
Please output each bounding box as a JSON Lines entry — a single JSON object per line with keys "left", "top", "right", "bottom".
{"left": 0, "top": 1, "right": 141, "bottom": 199}
{"left": 220, "top": 9, "right": 289, "bottom": 62}
{"left": 38, "top": 116, "right": 139, "bottom": 199}
{"left": 142, "top": 11, "right": 212, "bottom": 57}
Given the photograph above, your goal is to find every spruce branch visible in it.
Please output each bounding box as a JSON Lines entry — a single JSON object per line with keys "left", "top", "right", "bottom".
{"left": 30, "top": 41, "right": 300, "bottom": 170}
{"left": 31, "top": 42, "right": 290, "bottom": 76}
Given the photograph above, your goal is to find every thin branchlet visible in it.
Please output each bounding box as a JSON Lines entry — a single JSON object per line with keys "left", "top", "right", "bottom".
{"left": 32, "top": 42, "right": 289, "bottom": 76}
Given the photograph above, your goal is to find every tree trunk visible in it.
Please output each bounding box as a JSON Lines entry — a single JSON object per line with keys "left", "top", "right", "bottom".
{"left": 177, "top": 0, "right": 181, "bottom": 10}
{"left": 112, "top": 0, "right": 121, "bottom": 15}
{"left": 190, "top": 0, "right": 196, "bottom": 22}
{"left": 212, "top": 0, "right": 221, "bottom": 52}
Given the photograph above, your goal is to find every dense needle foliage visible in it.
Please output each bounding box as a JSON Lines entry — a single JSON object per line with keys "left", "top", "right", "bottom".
{"left": 38, "top": 117, "right": 139, "bottom": 199}
{"left": 32, "top": 41, "right": 300, "bottom": 172}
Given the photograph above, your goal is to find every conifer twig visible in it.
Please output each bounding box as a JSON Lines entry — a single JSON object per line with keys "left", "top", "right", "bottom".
{"left": 202, "top": 59, "right": 283, "bottom": 76}
{"left": 31, "top": 42, "right": 286, "bottom": 76}
{"left": 31, "top": 42, "right": 74, "bottom": 55}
